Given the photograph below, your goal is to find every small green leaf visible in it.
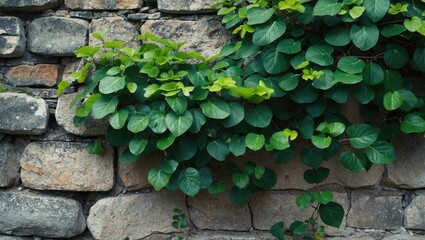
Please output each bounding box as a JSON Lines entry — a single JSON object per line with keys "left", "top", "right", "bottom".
{"left": 296, "top": 193, "right": 313, "bottom": 210}
{"left": 129, "top": 136, "right": 148, "bottom": 155}
{"left": 245, "top": 104, "right": 273, "bottom": 128}
{"left": 366, "top": 141, "right": 396, "bottom": 164}
{"left": 127, "top": 113, "right": 149, "bottom": 133}
{"left": 109, "top": 109, "right": 129, "bottom": 130}
{"left": 165, "top": 96, "right": 187, "bottom": 115}
{"left": 306, "top": 45, "right": 334, "bottom": 66}
{"left": 200, "top": 98, "right": 231, "bottom": 119}
{"left": 401, "top": 114, "right": 425, "bottom": 133}
{"left": 313, "top": 190, "right": 333, "bottom": 205}
{"left": 166, "top": 111, "right": 193, "bottom": 137}
{"left": 319, "top": 202, "right": 344, "bottom": 228}
{"left": 311, "top": 134, "right": 332, "bottom": 149}
{"left": 339, "top": 151, "right": 367, "bottom": 172}
{"left": 252, "top": 19, "right": 287, "bottom": 46}
{"left": 233, "top": 173, "right": 250, "bottom": 189}
{"left": 229, "top": 186, "right": 251, "bottom": 206}
{"left": 270, "top": 131, "right": 290, "bottom": 150}
{"left": 99, "top": 76, "right": 126, "bottom": 94}
{"left": 304, "top": 167, "right": 330, "bottom": 184}
{"left": 91, "top": 96, "right": 119, "bottom": 119}
{"left": 86, "top": 140, "right": 104, "bottom": 155}
{"left": 337, "top": 56, "right": 365, "bottom": 74}
{"left": 313, "top": 0, "right": 343, "bottom": 16}
{"left": 207, "top": 140, "right": 230, "bottom": 161}
{"left": 229, "top": 135, "right": 246, "bottom": 157}
{"left": 346, "top": 124, "right": 380, "bottom": 149}
{"left": 247, "top": 7, "right": 275, "bottom": 25}
{"left": 208, "top": 181, "right": 227, "bottom": 194}
{"left": 178, "top": 168, "right": 201, "bottom": 197}
{"left": 383, "top": 91, "right": 403, "bottom": 111}
{"left": 290, "top": 221, "right": 308, "bottom": 235}
{"left": 269, "top": 222, "right": 284, "bottom": 240}
{"left": 350, "top": 24, "right": 379, "bottom": 51}
{"left": 148, "top": 168, "right": 170, "bottom": 191}
{"left": 157, "top": 135, "right": 176, "bottom": 150}
{"left": 245, "top": 133, "right": 265, "bottom": 151}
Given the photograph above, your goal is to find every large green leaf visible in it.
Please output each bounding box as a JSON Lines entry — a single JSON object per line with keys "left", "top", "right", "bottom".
{"left": 165, "top": 96, "right": 187, "bottom": 115}
{"left": 401, "top": 114, "right": 425, "bottom": 133}
{"left": 252, "top": 19, "right": 286, "bottom": 46}
{"left": 311, "top": 134, "right": 332, "bottom": 149}
{"left": 91, "top": 95, "right": 119, "bottom": 119}
{"left": 245, "top": 133, "right": 265, "bottom": 151}
{"left": 200, "top": 98, "right": 231, "bottom": 119}
{"left": 261, "top": 47, "right": 290, "bottom": 74}
{"left": 247, "top": 7, "right": 275, "bottom": 25}
{"left": 245, "top": 104, "right": 273, "bottom": 128}
{"left": 301, "top": 148, "right": 324, "bottom": 168}
{"left": 109, "top": 109, "right": 129, "bottom": 129}
{"left": 178, "top": 168, "right": 201, "bottom": 197}
{"left": 337, "top": 56, "right": 365, "bottom": 74}
{"left": 363, "top": 0, "right": 390, "bottom": 22}
{"left": 350, "top": 24, "right": 379, "bottom": 51}
{"left": 189, "top": 109, "right": 206, "bottom": 133}
{"left": 339, "top": 151, "right": 367, "bottom": 173}
{"left": 127, "top": 113, "right": 149, "bottom": 133}
{"left": 270, "top": 131, "right": 290, "bottom": 150}
{"left": 148, "top": 168, "right": 170, "bottom": 191}
{"left": 222, "top": 102, "right": 245, "bottom": 128}
{"left": 306, "top": 45, "right": 334, "bottom": 66}
{"left": 148, "top": 110, "right": 167, "bottom": 134}
{"left": 304, "top": 167, "right": 330, "bottom": 184}
{"left": 129, "top": 136, "right": 148, "bottom": 155}
{"left": 325, "top": 26, "right": 351, "bottom": 46}
{"left": 383, "top": 91, "right": 403, "bottom": 111}
{"left": 156, "top": 135, "right": 176, "bottom": 150}
{"left": 366, "top": 141, "right": 396, "bottom": 164}
{"left": 346, "top": 124, "right": 380, "bottom": 149}
{"left": 277, "top": 38, "right": 301, "bottom": 54}
{"left": 229, "top": 186, "right": 251, "bottom": 206}
{"left": 207, "top": 140, "right": 230, "bottom": 161}
{"left": 165, "top": 111, "right": 193, "bottom": 137}
{"left": 99, "top": 76, "right": 126, "bottom": 94}
{"left": 233, "top": 173, "right": 249, "bottom": 189}
{"left": 362, "top": 63, "right": 384, "bottom": 85}
{"left": 229, "top": 135, "right": 246, "bottom": 157}
{"left": 313, "top": 0, "right": 343, "bottom": 16}
{"left": 269, "top": 222, "right": 284, "bottom": 240}
{"left": 319, "top": 202, "right": 344, "bottom": 228}
{"left": 334, "top": 70, "right": 363, "bottom": 84}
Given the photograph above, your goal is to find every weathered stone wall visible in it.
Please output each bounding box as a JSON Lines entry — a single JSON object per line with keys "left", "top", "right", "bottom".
{"left": 0, "top": 1, "right": 425, "bottom": 239}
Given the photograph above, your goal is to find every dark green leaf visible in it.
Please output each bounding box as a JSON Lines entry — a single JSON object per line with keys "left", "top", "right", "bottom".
{"left": 86, "top": 140, "right": 104, "bottom": 155}
{"left": 401, "top": 114, "right": 425, "bottom": 133}
{"left": 304, "top": 167, "right": 330, "bottom": 184}
{"left": 269, "top": 222, "right": 284, "bottom": 240}
{"left": 350, "top": 24, "right": 379, "bottom": 51}
{"left": 346, "top": 124, "right": 380, "bottom": 149}
{"left": 252, "top": 19, "right": 287, "bottom": 46}
{"left": 366, "top": 141, "right": 396, "bottom": 164}
{"left": 166, "top": 111, "right": 193, "bottom": 137}
{"left": 178, "top": 168, "right": 201, "bottom": 197}
{"left": 306, "top": 45, "right": 334, "bottom": 66}
{"left": 319, "top": 202, "right": 344, "bottom": 228}
{"left": 207, "top": 140, "right": 230, "bottom": 161}
{"left": 200, "top": 98, "right": 231, "bottom": 119}
{"left": 247, "top": 7, "right": 275, "bottom": 25}
{"left": 339, "top": 151, "right": 367, "bottom": 172}
{"left": 245, "top": 104, "right": 273, "bottom": 128}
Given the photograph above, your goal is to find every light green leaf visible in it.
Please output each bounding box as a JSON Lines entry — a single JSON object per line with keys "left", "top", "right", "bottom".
{"left": 366, "top": 141, "right": 396, "bottom": 164}
{"left": 148, "top": 168, "right": 170, "bottom": 191}
{"left": 91, "top": 96, "right": 119, "bottom": 119}
{"left": 127, "top": 113, "right": 149, "bottom": 133}
{"left": 383, "top": 91, "right": 403, "bottom": 111}
{"left": 270, "top": 131, "right": 290, "bottom": 150}
{"left": 178, "top": 168, "right": 201, "bottom": 197}
{"left": 200, "top": 98, "right": 231, "bottom": 119}
{"left": 233, "top": 173, "right": 249, "bottom": 189}
{"left": 245, "top": 133, "right": 265, "bottom": 151}
{"left": 252, "top": 19, "right": 287, "bottom": 46}
{"left": 129, "top": 136, "right": 148, "bottom": 155}
{"left": 313, "top": 0, "right": 343, "bottom": 16}
{"left": 99, "top": 76, "right": 126, "bottom": 94}
{"left": 311, "top": 134, "right": 332, "bottom": 149}
{"left": 247, "top": 7, "right": 275, "bottom": 25}
{"left": 166, "top": 111, "right": 193, "bottom": 137}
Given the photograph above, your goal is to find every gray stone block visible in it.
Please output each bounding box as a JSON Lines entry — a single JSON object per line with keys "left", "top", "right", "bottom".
{"left": 0, "top": 0, "right": 63, "bottom": 11}
{"left": 0, "top": 191, "right": 86, "bottom": 238}
{"left": 347, "top": 190, "right": 403, "bottom": 230}
{"left": 0, "top": 142, "right": 20, "bottom": 187}
{"left": 28, "top": 17, "right": 88, "bottom": 56}
{"left": 157, "top": 0, "right": 217, "bottom": 13}
{"left": 0, "top": 17, "right": 26, "bottom": 58}
{"left": 65, "top": 0, "right": 143, "bottom": 10}
{"left": 404, "top": 193, "right": 425, "bottom": 230}
{"left": 0, "top": 92, "right": 49, "bottom": 135}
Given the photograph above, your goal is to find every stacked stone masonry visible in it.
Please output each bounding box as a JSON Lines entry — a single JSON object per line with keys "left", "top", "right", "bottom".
{"left": 0, "top": 0, "right": 424, "bottom": 239}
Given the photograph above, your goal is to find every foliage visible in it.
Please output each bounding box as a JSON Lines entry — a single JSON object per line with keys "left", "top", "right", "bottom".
{"left": 172, "top": 208, "right": 189, "bottom": 240}
{"left": 59, "top": 0, "right": 425, "bottom": 238}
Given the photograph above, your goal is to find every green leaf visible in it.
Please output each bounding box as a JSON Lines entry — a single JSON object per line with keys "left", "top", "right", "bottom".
{"left": 277, "top": 38, "right": 302, "bottom": 54}
{"left": 334, "top": 70, "right": 363, "bottom": 84}
{"left": 189, "top": 109, "right": 206, "bottom": 133}
{"left": 57, "top": 80, "right": 71, "bottom": 96}
{"left": 200, "top": 98, "right": 231, "bottom": 119}
{"left": 229, "top": 135, "right": 246, "bottom": 157}
{"left": 245, "top": 104, "right": 273, "bottom": 128}
{"left": 414, "top": 48, "right": 425, "bottom": 71}
{"left": 157, "top": 135, "right": 176, "bottom": 150}
{"left": 346, "top": 124, "right": 380, "bottom": 149}
{"left": 362, "top": 62, "right": 384, "bottom": 85}
{"left": 383, "top": 91, "right": 403, "bottom": 111}
{"left": 127, "top": 113, "right": 149, "bottom": 133}
{"left": 261, "top": 47, "right": 290, "bottom": 74}
{"left": 165, "top": 96, "right": 187, "bottom": 115}
{"left": 337, "top": 56, "right": 365, "bottom": 74}
{"left": 296, "top": 193, "right": 313, "bottom": 210}
{"left": 119, "top": 149, "right": 139, "bottom": 163}
{"left": 208, "top": 181, "right": 227, "bottom": 194}
{"left": 313, "top": 0, "right": 343, "bottom": 16}
{"left": 366, "top": 141, "right": 396, "bottom": 164}
{"left": 401, "top": 114, "right": 425, "bottom": 133}
{"left": 270, "top": 131, "right": 290, "bottom": 150}
{"left": 255, "top": 166, "right": 266, "bottom": 179}
{"left": 166, "top": 111, "right": 193, "bottom": 137}
{"left": 229, "top": 186, "right": 251, "bottom": 206}
{"left": 91, "top": 96, "right": 119, "bottom": 119}
{"left": 363, "top": 0, "right": 390, "bottom": 22}
{"left": 272, "top": 148, "right": 295, "bottom": 164}
{"left": 399, "top": 90, "right": 419, "bottom": 111}
{"left": 160, "top": 160, "right": 179, "bottom": 175}
{"left": 350, "top": 24, "right": 379, "bottom": 51}
{"left": 252, "top": 19, "right": 287, "bottom": 46}
{"left": 354, "top": 83, "right": 375, "bottom": 104}
{"left": 278, "top": 73, "right": 299, "bottom": 91}
{"left": 148, "top": 168, "right": 170, "bottom": 191}
{"left": 311, "top": 134, "right": 332, "bottom": 149}
{"left": 245, "top": 133, "right": 265, "bottom": 151}
{"left": 99, "top": 76, "right": 126, "bottom": 94}
{"left": 313, "top": 190, "right": 333, "bottom": 205}
{"left": 109, "top": 109, "right": 128, "bottom": 130}
{"left": 339, "top": 151, "right": 367, "bottom": 172}
{"left": 247, "top": 7, "right": 275, "bottom": 25}
{"left": 301, "top": 148, "right": 324, "bottom": 168}
{"left": 269, "top": 222, "right": 284, "bottom": 240}
{"left": 325, "top": 26, "right": 351, "bottom": 46}
{"left": 178, "top": 168, "right": 201, "bottom": 197}
{"left": 207, "top": 140, "right": 230, "bottom": 161}
{"left": 384, "top": 44, "right": 409, "bottom": 70}
{"left": 149, "top": 110, "right": 167, "bottom": 134}
{"left": 222, "top": 102, "right": 245, "bottom": 128}
{"left": 304, "top": 167, "right": 330, "bottom": 184}
{"left": 290, "top": 221, "right": 308, "bottom": 235}
{"left": 129, "top": 136, "right": 148, "bottom": 155}
{"left": 306, "top": 45, "right": 334, "bottom": 66}
{"left": 319, "top": 202, "right": 344, "bottom": 228}
{"left": 199, "top": 166, "right": 213, "bottom": 189}
{"left": 251, "top": 167, "right": 277, "bottom": 189}
{"left": 383, "top": 70, "right": 403, "bottom": 92}
{"left": 312, "top": 70, "right": 335, "bottom": 90}
{"left": 381, "top": 24, "right": 406, "bottom": 37}
{"left": 75, "top": 46, "right": 100, "bottom": 58}
{"left": 233, "top": 173, "right": 249, "bottom": 189}
{"left": 86, "top": 140, "right": 104, "bottom": 155}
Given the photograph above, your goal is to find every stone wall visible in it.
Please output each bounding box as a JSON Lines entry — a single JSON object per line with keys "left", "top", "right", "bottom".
{"left": 0, "top": 1, "right": 425, "bottom": 239}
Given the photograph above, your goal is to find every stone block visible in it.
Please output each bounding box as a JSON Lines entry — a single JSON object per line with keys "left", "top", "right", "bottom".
{"left": 20, "top": 141, "right": 114, "bottom": 191}
{"left": 4, "top": 52, "right": 59, "bottom": 67}
{"left": 6, "top": 64, "right": 59, "bottom": 87}
{"left": 65, "top": 0, "right": 143, "bottom": 10}
{"left": 87, "top": 191, "right": 187, "bottom": 240}
{"left": 251, "top": 190, "right": 349, "bottom": 235}
{"left": 0, "top": 191, "right": 86, "bottom": 238}
{"left": 140, "top": 18, "right": 234, "bottom": 58}
{"left": 381, "top": 233, "right": 425, "bottom": 240}
{"left": 0, "top": 17, "right": 25, "bottom": 58}
{"left": 0, "top": 236, "right": 31, "bottom": 240}
{"left": 0, "top": 141, "right": 20, "bottom": 187}
{"left": 188, "top": 191, "right": 251, "bottom": 231}
{"left": 28, "top": 17, "right": 89, "bottom": 56}
{"left": 347, "top": 190, "right": 403, "bottom": 230}
{"left": 0, "top": 92, "right": 49, "bottom": 135}
{"left": 90, "top": 17, "right": 140, "bottom": 50}
{"left": 118, "top": 152, "right": 160, "bottom": 191}
{"left": 404, "top": 193, "right": 425, "bottom": 230}
{"left": 188, "top": 231, "right": 274, "bottom": 240}
{"left": 55, "top": 92, "right": 109, "bottom": 136}
{"left": 0, "top": 0, "right": 63, "bottom": 11}
{"left": 157, "top": 0, "right": 216, "bottom": 13}
{"left": 383, "top": 134, "right": 425, "bottom": 188}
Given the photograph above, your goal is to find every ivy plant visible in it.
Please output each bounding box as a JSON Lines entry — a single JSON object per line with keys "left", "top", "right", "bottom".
{"left": 59, "top": 0, "right": 425, "bottom": 238}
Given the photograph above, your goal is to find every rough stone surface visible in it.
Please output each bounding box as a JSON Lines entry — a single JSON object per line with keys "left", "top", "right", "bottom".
{"left": 383, "top": 134, "right": 425, "bottom": 188}
{"left": 251, "top": 191, "right": 349, "bottom": 235}
{"left": 0, "top": 236, "right": 31, "bottom": 240}
{"left": 157, "top": 0, "right": 216, "bottom": 13}
{"left": 0, "top": 191, "right": 86, "bottom": 238}
{"left": 404, "top": 194, "right": 425, "bottom": 229}
{"left": 0, "top": 17, "right": 25, "bottom": 58}
{"left": 62, "top": 60, "right": 84, "bottom": 85}
{"left": 188, "top": 191, "right": 251, "bottom": 231}
{"left": 140, "top": 19, "right": 234, "bottom": 58}
{"left": 6, "top": 64, "right": 59, "bottom": 87}
{"left": 188, "top": 231, "right": 274, "bottom": 240}
{"left": 4, "top": 52, "right": 59, "bottom": 67}
{"left": 65, "top": 0, "right": 143, "bottom": 10}
{"left": 0, "top": 141, "right": 20, "bottom": 187}
{"left": 347, "top": 190, "right": 403, "bottom": 230}
{"left": 87, "top": 191, "right": 187, "bottom": 240}
{"left": 381, "top": 233, "right": 425, "bottom": 240}
{"left": 0, "top": 92, "right": 49, "bottom": 135}
{"left": 118, "top": 152, "right": 160, "bottom": 191}
{"left": 55, "top": 92, "right": 109, "bottom": 136}
{"left": 90, "top": 17, "right": 140, "bottom": 50}
{"left": 28, "top": 17, "right": 89, "bottom": 56}
{"left": 0, "top": 0, "right": 63, "bottom": 11}
{"left": 20, "top": 141, "right": 114, "bottom": 191}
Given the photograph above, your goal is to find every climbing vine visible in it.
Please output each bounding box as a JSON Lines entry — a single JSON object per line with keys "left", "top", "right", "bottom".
{"left": 59, "top": 0, "right": 425, "bottom": 238}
